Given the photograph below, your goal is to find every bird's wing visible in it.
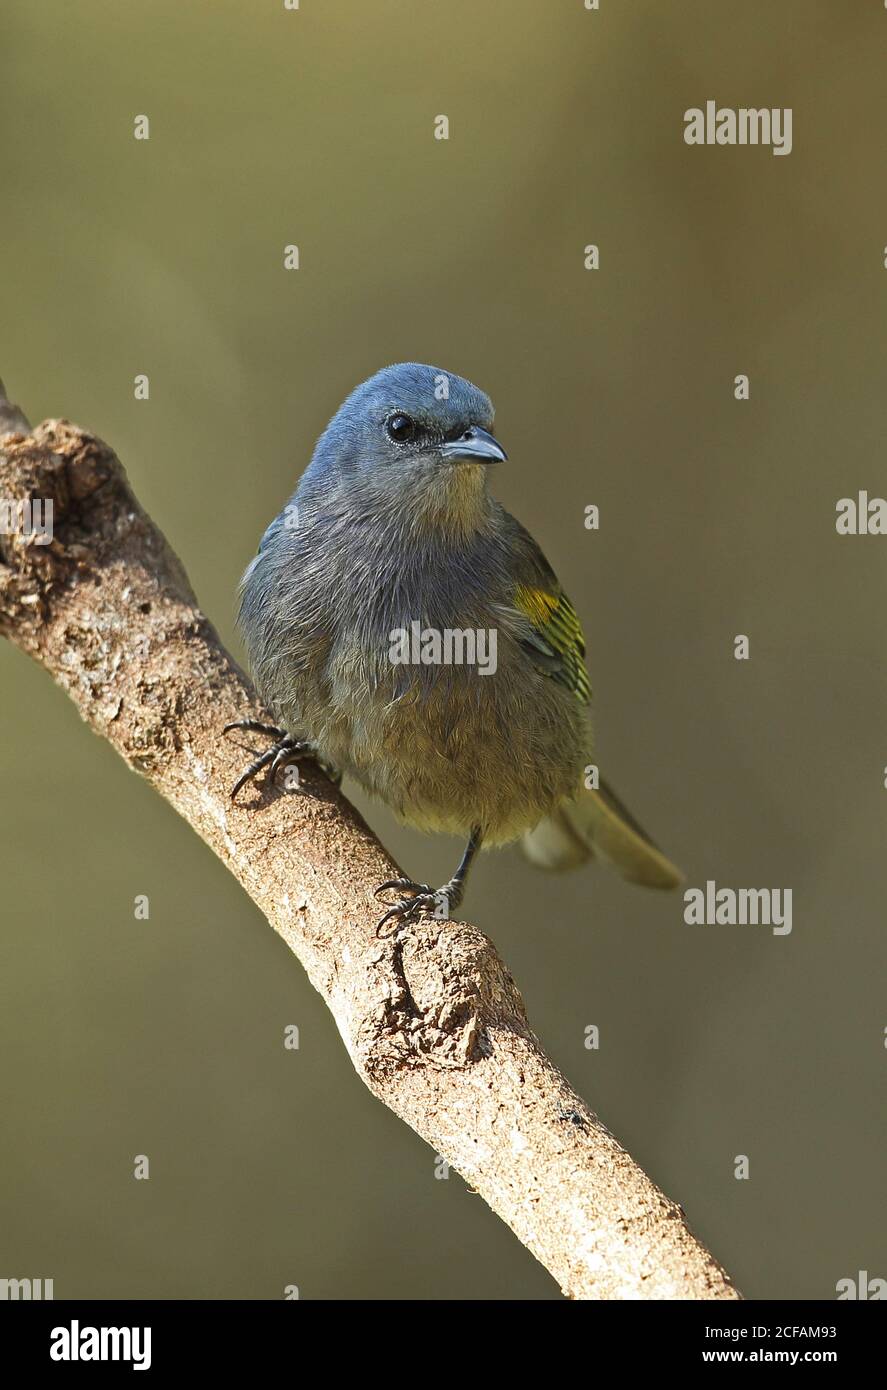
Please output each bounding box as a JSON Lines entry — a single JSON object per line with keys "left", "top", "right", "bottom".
{"left": 493, "top": 512, "right": 592, "bottom": 703}
{"left": 507, "top": 576, "right": 591, "bottom": 704}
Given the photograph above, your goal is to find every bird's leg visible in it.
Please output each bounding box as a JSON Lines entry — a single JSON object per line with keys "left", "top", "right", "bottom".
{"left": 223, "top": 719, "right": 311, "bottom": 800}
{"left": 375, "top": 828, "right": 483, "bottom": 935}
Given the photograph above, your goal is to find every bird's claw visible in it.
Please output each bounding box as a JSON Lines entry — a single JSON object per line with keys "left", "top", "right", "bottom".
{"left": 374, "top": 878, "right": 430, "bottom": 899}
{"left": 374, "top": 879, "right": 452, "bottom": 935}
{"left": 222, "top": 719, "right": 286, "bottom": 740}
{"left": 223, "top": 720, "right": 310, "bottom": 800}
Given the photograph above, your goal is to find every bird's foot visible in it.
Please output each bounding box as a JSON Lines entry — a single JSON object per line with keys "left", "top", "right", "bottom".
{"left": 374, "top": 877, "right": 461, "bottom": 936}
{"left": 223, "top": 720, "right": 311, "bottom": 800}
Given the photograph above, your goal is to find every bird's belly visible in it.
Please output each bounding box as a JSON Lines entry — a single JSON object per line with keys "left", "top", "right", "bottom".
{"left": 315, "top": 663, "right": 590, "bottom": 845}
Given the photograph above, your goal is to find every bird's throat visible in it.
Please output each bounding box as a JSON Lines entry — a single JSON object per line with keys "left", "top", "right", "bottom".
{"left": 402, "top": 463, "right": 490, "bottom": 544}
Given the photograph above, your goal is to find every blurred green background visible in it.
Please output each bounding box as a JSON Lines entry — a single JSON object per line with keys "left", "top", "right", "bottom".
{"left": 2, "top": 0, "right": 886, "bottom": 1300}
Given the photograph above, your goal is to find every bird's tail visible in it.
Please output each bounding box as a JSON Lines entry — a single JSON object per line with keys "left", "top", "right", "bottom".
{"left": 521, "top": 778, "right": 683, "bottom": 889}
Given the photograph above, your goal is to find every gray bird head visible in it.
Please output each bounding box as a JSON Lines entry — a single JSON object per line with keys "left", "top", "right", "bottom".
{"left": 300, "top": 363, "right": 507, "bottom": 539}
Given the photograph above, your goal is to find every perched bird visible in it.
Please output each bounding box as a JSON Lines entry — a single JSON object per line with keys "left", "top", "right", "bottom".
{"left": 232, "top": 363, "right": 681, "bottom": 930}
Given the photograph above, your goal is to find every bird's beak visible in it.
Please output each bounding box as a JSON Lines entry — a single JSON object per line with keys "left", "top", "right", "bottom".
{"left": 440, "top": 425, "right": 508, "bottom": 465}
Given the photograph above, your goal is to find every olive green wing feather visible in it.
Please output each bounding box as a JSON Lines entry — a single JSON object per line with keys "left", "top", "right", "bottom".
{"left": 510, "top": 580, "right": 591, "bottom": 704}
{"left": 501, "top": 520, "right": 681, "bottom": 889}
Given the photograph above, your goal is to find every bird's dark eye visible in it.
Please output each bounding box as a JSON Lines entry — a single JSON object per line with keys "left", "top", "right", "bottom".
{"left": 386, "top": 413, "right": 415, "bottom": 443}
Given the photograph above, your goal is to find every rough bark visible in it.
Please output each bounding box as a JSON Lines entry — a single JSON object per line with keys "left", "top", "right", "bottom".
{"left": 0, "top": 383, "right": 740, "bottom": 1300}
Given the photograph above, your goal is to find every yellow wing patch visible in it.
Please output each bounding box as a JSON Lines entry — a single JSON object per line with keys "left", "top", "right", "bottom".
{"left": 513, "top": 583, "right": 591, "bottom": 703}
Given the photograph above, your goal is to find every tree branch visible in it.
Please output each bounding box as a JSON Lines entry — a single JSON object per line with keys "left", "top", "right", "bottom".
{"left": 0, "top": 385, "right": 740, "bottom": 1300}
